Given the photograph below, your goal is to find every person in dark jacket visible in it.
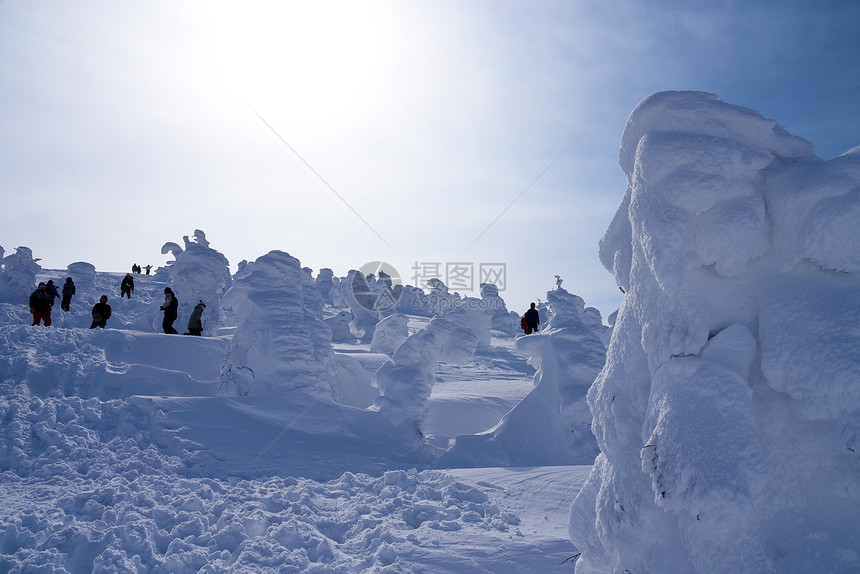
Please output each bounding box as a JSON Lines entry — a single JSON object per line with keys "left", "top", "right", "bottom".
{"left": 29, "top": 282, "right": 52, "bottom": 326}
{"left": 90, "top": 295, "right": 112, "bottom": 329}
{"left": 45, "top": 280, "right": 60, "bottom": 307}
{"left": 524, "top": 302, "right": 540, "bottom": 335}
{"left": 61, "top": 277, "right": 76, "bottom": 312}
{"left": 185, "top": 300, "right": 206, "bottom": 336}
{"left": 160, "top": 287, "right": 179, "bottom": 334}
{"left": 120, "top": 274, "right": 135, "bottom": 299}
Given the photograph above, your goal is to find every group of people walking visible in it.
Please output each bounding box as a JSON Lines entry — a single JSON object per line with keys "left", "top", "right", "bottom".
{"left": 131, "top": 263, "right": 152, "bottom": 275}
{"left": 28, "top": 281, "right": 55, "bottom": 327}
{"left": 28, "top": 278, "right": 76, "bottom": 327}
{"left": 28, "top": 278, "right": 204, "bottom": 336}
{"left": 33, "top": 275, "right": 536, "bottom": 337}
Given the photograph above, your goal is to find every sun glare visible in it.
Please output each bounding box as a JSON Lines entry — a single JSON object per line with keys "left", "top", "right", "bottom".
{"left": 195, "top": 2, "right": 395, "bottom": 131}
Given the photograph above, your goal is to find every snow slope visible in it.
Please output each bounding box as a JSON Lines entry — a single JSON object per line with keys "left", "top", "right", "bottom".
{"left": 1, "top": 253, "right": 596, "bottom": 572}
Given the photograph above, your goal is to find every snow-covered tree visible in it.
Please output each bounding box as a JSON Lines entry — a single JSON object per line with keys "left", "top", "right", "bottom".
{"left": 369, "top": 313, "right": 410, "bottom": 356}
{"left": 158, "top": 230, "right": 232, "bottom": 332}
{"left": 569, "top": 91, "right": 859, "bottom": 574}
{"left": 441, "top": 286, "right": 606, "bottom": 467}
{"left": 0, "top": 246, "right": 42, "bottom": 303}
{"left": 218, "top": 250, "right": 336, "bottom": 398}
{"left": 372, "top": 317, "right": 478, "bottom": 448}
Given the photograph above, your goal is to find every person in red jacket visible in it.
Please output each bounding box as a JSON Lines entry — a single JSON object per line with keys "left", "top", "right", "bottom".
{"left": 29, "top": 282, "right": 52, "bottom": 326}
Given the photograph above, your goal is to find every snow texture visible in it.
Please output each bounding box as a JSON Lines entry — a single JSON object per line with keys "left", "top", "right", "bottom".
{"left": 325, "top": 309, "right": 357, "bottom": 344}
{"left": 66, "top": 262, "right": 96, "bottom": 291}
{"left": 1, "top": 90, "right": 857, "bottom": 574}
{"left": 480, "top": 283, "right": 519, "bottom": 334}
{"left": 372, "top": 317, "right": 479, "bottom": 445}
{"left": 330, "top": 270, "right": 380, "bottom": 343}
{"left": 217, "top": 250, "right": 336, "bottom": 398}
{"left": 369, "top": 313, "right": 410, "bottom": 356}
{"left": 0, "top": 256, "right": 582, "bottom": 572}
{"left": 570, "top": 91, "right": 860, "bottom": 574}
{"left": 0, "top": 247, "right": 42, "bottom": 303}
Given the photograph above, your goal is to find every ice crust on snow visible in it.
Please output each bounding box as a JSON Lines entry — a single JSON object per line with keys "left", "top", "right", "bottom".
{"left": 570, "top": 91, "right": 860, "bottom": 574}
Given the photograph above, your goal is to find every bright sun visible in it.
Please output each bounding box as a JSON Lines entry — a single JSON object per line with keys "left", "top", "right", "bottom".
{"left": 194, "top": 2, "right": 396, "bottom": 131}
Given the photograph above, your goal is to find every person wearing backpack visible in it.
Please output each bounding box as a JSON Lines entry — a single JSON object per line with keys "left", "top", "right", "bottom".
{"left": 61, "top": 277, "right": 76, "bottom": 312}
{"left": 29, "top": 282, "right": 53, "bottom": 326}
{"left": 160, "top": 287, "right": 179, "bottom": 334}
{"left": 524, "top": 302, "right": 540, "bottom": 335}
{"left": 185, "top": 300, "right": 206, "bottom": 336}
{"left": 121, "top": 273, "right": 135, "bottom": 299}
{"left": 90, "top": 295, "right": 112, "bottom": 329}
{"left": 45, "top": 280, "right": 61, "bottom": 307}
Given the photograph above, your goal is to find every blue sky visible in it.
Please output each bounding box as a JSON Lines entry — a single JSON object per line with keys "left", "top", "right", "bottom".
{"left": 1, "top": 0, "right": 858, "bottom": 318}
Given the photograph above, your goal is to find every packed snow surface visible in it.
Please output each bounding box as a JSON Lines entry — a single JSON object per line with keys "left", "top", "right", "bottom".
{"left": 1, "top": 248, "right": 596, "bottom": 572}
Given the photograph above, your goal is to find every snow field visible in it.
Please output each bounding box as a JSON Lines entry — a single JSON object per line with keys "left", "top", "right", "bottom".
{"left": 2, "top": 91, "right": 858, "bottom": 573}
